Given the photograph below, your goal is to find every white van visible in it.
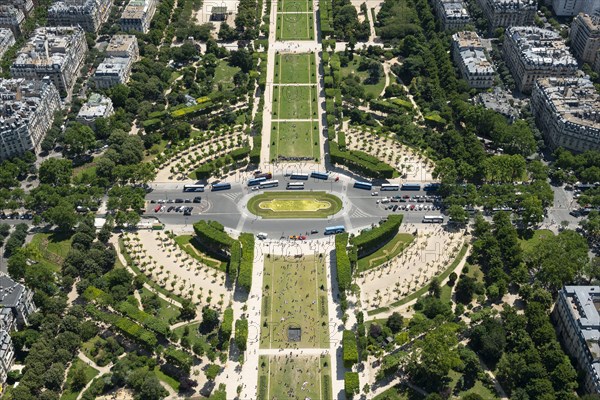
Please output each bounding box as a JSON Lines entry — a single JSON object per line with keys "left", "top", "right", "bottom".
{"left": 257, "top": 233, "right": 268, "bottom": 240}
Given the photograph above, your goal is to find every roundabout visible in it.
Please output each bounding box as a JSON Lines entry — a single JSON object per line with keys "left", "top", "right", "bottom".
{"left": 246, "top": 191, "right": 342, "bottom": 218}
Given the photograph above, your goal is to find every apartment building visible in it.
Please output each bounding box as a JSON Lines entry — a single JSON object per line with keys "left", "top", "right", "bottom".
{"left": 0, "top": 78, "right": 62, "bottom": 160}
{"left": 106, "top": 34, "right": 139, "bottom": 60}
{"left": 120, "top": 0, "right": 157, "bottom": 33}
{"left": 0, "top": 29, "right": 15, "bottom": 60}
{"left": 11, "top": 26, "right": 88, "bottom": 95}
{"left": 94, "top": 56, "right": 134, "bottom": 88}
{"left": 554, "top": 286, "right": 600, "bottom": 394}
{"left": 551, "top": 0, "right": 600, "bottom": 17}
{"left": 0, "top": 331, "right": 13, "bottom": 384}
{"left": 571, "top": 13, "right": 600, "bottom": 73}
{"left": 477, "top": 0, "right": 536, "bottom": 29}
{"left": 77, "top": 93, "right": 114, "bottom": 125}
{"left": 0, "top": 5, "right": 25, "bottom": 36}
{"left": 531, "top": 77, "right": 600, "bottom": 153}
{"left": 503, "top": 26, "right": 578, "bottom": 93}
{"left": 452, "top": 31, "right": 495, "bottom": 88}
{"left": 5, "top": 0, "right": 34, "bottom": 15}
{"left": 48, "top": 0, "right": 113, "bottom": 33}
{"left": 433, "top": 0, "right": 471, "bottom": 30}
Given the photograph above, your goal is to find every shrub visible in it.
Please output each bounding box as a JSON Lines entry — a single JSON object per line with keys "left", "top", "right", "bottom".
{"left": 344, "top": 372, "right": 359, "bottom": 398}
{"left": 350, "top": 215, "right": 403, "bottom": 257}
{"left": 235, "top": 318, "right": 248, "bottom": 351}
{"left": 343, "top": 330, "right": 358, "bottom": 367}
{"left": 238, "top": 233, "right": 255, "bottom": 291}
{"left": 335, "top": 234, "right": 352, "bottom": 292}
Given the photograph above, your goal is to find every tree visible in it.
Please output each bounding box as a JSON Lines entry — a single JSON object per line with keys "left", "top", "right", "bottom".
{"left": 44, "top": 201, "right": 78, "bottom": 233}
{"left": 63, "top": 124, "right": 96, "bottom": 157}
{"left": 39, "top": 158, "right": 72, "bottom": 186}
{"left": 386, "top": 312, "right": 403, "bottom": 333}
{"left": 521, "top": 195, "right": 544, "bottom": 228}
{"left": 448, "top": 205, "right": 468, "bottom": 225}
{"left": 428, "top": 276, "right": 441, "bottom": 298}
{"left": 71, "top": 366, "right": 88, "bottom": 391}
{"left": 200, "top": 306, "right": 219, "bottom": 333}
{"left": 205, "top": 364, "right": 220, "bottom": 381}
{"left": 455, "top": 275, "right": 481, "bottom": 304}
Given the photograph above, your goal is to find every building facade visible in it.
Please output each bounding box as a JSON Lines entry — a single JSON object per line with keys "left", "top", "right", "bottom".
{"left": 106, "top": 34, "right": 139, "bottom": 60}
{"left": 0, "top": 6, "right": 25, "bottom": 36}
{"left": 11, "top": 26, "right": 88, "bottom": 95}
{"left": 0, "top": 331, "right": 13, "bottom": 384}
{"left": 433, "top": 0, "right": 471, "bottom": 30}
{"left": 93, "top": 56, "right": 134, "bottom": 89}
{"left": 554, "top": 286, "right": 600, "bottom": 394}
{"left": 48, "top": 0, "right": 113, "bottom": 33}
{"left": 503, "top": 26, "right": 578, "bottom": 93}
{"left": 531, "top": 77, "right": 600, "bottom": 153}
{"left": 0, "top": 78, "right": 62, "bottom": 160}
{"left": 571, "top": 13, "right": 600, "bottom": 73}
{"left": 77, "top": 93, "right": 114, "bottom": 125}
{"left": 452, "top": 31, "right": 495, "bottom": 88}
{"left": 120, "top": 0, "right": 157, "bottom": 33}
{"left": 5, "top": 0, "right": 34, "bottom": 15}
{"left": 477, "top": 0, "right": 536, "bottom": 29}
{"left": 552, "top": 0, "right": 600, "bottom": 17}
{"left": 0, "top": 29, "right": 15, "bottom": 60}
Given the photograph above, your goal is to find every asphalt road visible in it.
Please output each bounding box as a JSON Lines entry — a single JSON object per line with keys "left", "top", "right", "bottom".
{"left": 144, "top": 174, "right": 443, "bottom": 237}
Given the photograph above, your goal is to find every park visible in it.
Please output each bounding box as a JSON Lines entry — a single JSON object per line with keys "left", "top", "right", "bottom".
{"left": 247, "top": 191, "right": 342, "bottom": 218}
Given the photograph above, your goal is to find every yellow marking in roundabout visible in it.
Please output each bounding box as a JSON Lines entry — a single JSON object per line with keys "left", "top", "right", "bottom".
{"left": 258, "top": 199, "right": 332, "bottom": 212}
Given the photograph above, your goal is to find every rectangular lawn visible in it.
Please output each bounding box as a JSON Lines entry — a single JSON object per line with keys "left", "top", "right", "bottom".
{"left": 275, "top": 53, "right": 315, "bottom": 84}
{"left": 270, "top": 121, "right": 320, "bottom": 160}
{"left": 278, "top": 0, "right": 312, "bottom": 12}
{"left": 276, "top": 13, "right": 314, "bottom": 40}
{"left": 273, "top": 85, "right": 316, "bottom": 120}
{"left": 260, "top": 254, "right": 329, "bottom": 348}
{"left": 258, "top": 355, "right": 332, "bottom": 400}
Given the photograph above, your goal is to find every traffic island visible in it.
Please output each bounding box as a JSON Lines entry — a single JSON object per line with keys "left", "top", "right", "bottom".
{"left": 246, "top": 191, "right": 342, "bottom": 218}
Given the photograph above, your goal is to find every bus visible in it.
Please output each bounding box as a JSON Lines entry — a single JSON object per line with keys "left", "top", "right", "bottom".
{"left": 324, "top": 225, "right": 345, "bottom": 235}
{"left": 422, "top": 215, "right": 444, "bottom": 223}
{"left": 211, "top": 182, "right": 231, "bottom": 191}
{"left": 491, "top": 207, "right": 512, "bottom": 214}
{"left": 401, "top": 183, "right": 421, "bottom": 191}
{"left": 247, "top": 177, "right": 267, "bottom": 186}
{"left": 311, "top": 171, "right": 329, "bottom": 180}
{"left": 353, "top": 181, "right": 372, "bottom": 190}
{"left": 380, "top": 183, "right": 399, "bottom": 191}
{"left": 259, "top": 180, "right": 279, "bottom": 188}
{"left": 183, "top": 184, "right": 205, "bottom": 192}
{"left": 424, "top": 183, "right": 440, "bottom": 191}
{"left": 287, "top": 182, "right": 304, "bottom": 190}
{"left": 290, "top": 173, "right": 309, "bottom": 180}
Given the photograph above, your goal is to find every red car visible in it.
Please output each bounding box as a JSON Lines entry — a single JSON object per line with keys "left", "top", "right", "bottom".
{"left": 154, "top": 205, "right": 161, "bottom": 212}
{"left": 298, "top": 235, "right": 307, "bottom": 240}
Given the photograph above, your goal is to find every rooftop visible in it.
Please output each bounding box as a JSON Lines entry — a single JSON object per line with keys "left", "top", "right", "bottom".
{"left": 440, "top": 0, "right": 469, "bottom": 18}
{"left": 486, "top": 0, "right": 536, "bottom": 10}
{"left": 0, "top": 275, "right": 25, "bottom": 309}
{"left": 106, "top": 35, "right": 137, "bottom": 55}
{"left": 13, "top": 26, "right": 84, "bottom": 68}
{"left": 535, "top": 77, "right": 600, "bottom": 131}
{"left": 78, "top": 93, "right": 113, "bottom": 119}
{"left": 506, "top": 26, "right": 578, "bottom": 68}
{"left": 95, "top": 57, "right": 130, "bottom": 74}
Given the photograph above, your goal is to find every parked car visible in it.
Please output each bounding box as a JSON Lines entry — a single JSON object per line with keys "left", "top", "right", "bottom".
{"left": 193, "top": 197, "right": 202, "bottom": 203}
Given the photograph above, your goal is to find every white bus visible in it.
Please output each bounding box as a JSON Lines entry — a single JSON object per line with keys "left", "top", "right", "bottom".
{"left": 380, "top": 183, "right": 399, "bottom": 191}
{"left": 287, "top": 182, "right": 304, "bottom": 190}
{"left": 259, "top": 180, "right": 279, "bottom": 188}
{"left": 183, "top": 184, "right": 205, "bottom": 192}
{"left": 422, "top": 215, "right": 444, "bottom": 223}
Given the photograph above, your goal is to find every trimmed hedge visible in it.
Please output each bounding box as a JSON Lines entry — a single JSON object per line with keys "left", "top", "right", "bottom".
{"left": 351, "top": 215, "right": 403, "bottom": 258}
{"left": 230, "top": 240, "right": 241, "bottom": 278}
{"left": 343, "top": 330, "right": 358, "bottom": 368}
{"left": 193, "top": 220, "right": 235, "bottom": 252}
{"left": 82, "top": 286, "right": 112, "bottom": 305}
{"left": 219, "top": 307, "right": 234, "bottom": 345}
{"left": 238, "top": 233, "right": 255, "bottom": 292}
{"left": 335, "top": 233, "right": 352, "bottom": 292}
{"left": 164, "top": 346, "right": 193, "bottom": 374}
{"left": 116, "top": 301, "right": 170, "bottom": 336}
{"left": 329, "top": 141, "right": 395, "bottom": 178}
{"left": 344, "top": 372, "right": 359, "bottom": 398}
{"left": 319, "top": 0, "right": 333, "bottom": 37}
{"left": 230, "top": 146, "right": 251, "bottom": 161}
{"left": 86, "top": 306, "right": 157, "bottom": 348}
{"left": 235, "top": 318, "right": 248, "bottom": 351}
{"left": 250, "top": 136, "right": 261, "bottom": 164}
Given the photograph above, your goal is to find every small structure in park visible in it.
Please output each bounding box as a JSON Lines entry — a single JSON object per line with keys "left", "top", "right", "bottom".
{"left": 210, "top": 6, "right": 227, "bottom": 21}
{"left": 288, "top": 327, "right": 301, "bottom": 342}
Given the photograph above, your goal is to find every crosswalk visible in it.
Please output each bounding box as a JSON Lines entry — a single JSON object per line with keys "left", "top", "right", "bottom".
{"left": 221, "top": 192, "right": 242, "bottom": 202}
{"left": 350, "top": 207, "right": 371, "bottom": 218}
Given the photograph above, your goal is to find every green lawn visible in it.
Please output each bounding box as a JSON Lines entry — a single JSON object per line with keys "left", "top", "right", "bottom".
{"left": 140, "top": 287, "right": 182, "bottom": 321}
{"left": 260, "top": 254, "right": 329, "bottom": 348}
{"left": 448, "top": 369, "right": 500, "bottom": 399}
{"left": 258, "top": 355, "right": 331, "bottom": 400}
{"left": 270, "top": 121, "right": 320, "bottom": 160}
{"left": 277, "top": 0, "right": 312, "bottom": 12}
{"left": 519, "top": 229, "right": 554, "bottom": 253}
{"left": 276, "top": 13, "right": 314, "bottom": 40}
{"left": 173, "top": 234, "right": 228, "bottom": 272}
{"left": 172, "top": 321, "right": 212, "bottom": 355}
{"left": 30, "top": 232, "right": 73, "bottom": 272}
{"left": 247, "top": 191, "right": 342, "bottom": 219}
{"left": 273, "top": 85, "right": 317, "bottom": 119}
{"left": 60, "top": 359, "right": 99, "bottom": 400}
{"left": 154, "top": 366, "right": 180, "bottom": 391}
{"left": 357, "top": 233, "right": 414, "bottom": 272}
{"left": 339, "top": 54, "right": 386, "bottom": 99}
{"left": 275, "top": 53, "right": 315, "bottom": 84}
{"left": 372, "top": 384, "right": 424, "bottom": 400}
{"left": 213, "top": 59, "right": 241, "bottom": 91}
